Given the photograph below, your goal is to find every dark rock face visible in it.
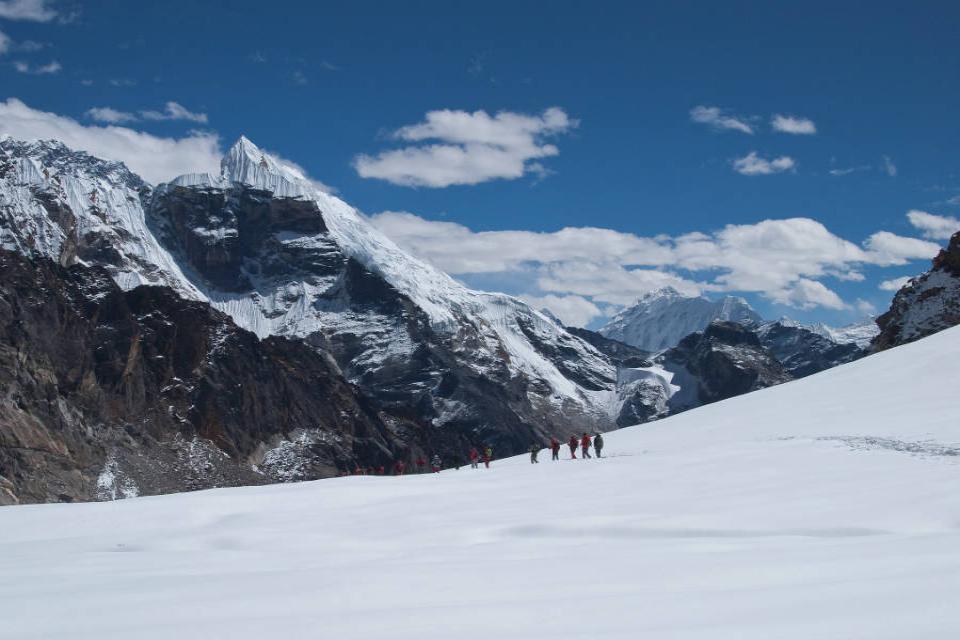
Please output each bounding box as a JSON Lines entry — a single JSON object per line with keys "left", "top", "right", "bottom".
{"left": 756, "top": 322, "right": 864, "bottom": 378}
{"left": 0, "top": 250, "right": 406, "bottom": 505}
{"left": 873, "top": 231, "right": 960, "bottom": 351}
{"left": 566, "top": 327, "right": 653, "bottom": 368}
{"left": 149, "top": 183, "right": 611, "bottom": 456}
{"left": 661, "top": 321, "right": 793, "bottom": 409}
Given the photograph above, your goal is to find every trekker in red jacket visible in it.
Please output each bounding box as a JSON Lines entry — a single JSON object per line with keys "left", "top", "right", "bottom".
{"left": 550, "top": 438, "right": 561, "bottom": 461}
{"left": 469, "top": 447, "right": 480, "bottom": 469}
{"left": 580, "top": 433, "right": 592, "bottom": 459}
{"left": 568, "top": 435, "right": 578, "bottom": 459}
{"left": 394, "top": 460, "right": 405, "bottom": 475}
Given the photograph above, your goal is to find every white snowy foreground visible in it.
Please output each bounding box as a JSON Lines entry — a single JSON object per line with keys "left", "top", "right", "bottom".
{"left": 2, "top": 329, "right": 959, "bottom": 639}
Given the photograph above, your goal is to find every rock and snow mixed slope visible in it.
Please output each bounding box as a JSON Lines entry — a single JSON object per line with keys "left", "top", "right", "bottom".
{"left": 2, "top": 325, "right": 958, "bottom": 639}
{"left": 873, "top": 230, "right": 960, "bottom": 351}
{"left": 2, "top": 136, "right": 658, "bottom": 494}
{"left": 600, "top": 286, "right": 762, "bottom": 352}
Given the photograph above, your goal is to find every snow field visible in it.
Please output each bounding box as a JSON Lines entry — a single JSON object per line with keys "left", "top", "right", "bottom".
{"left": 1, "top": 328, "right": 959, "bottom": 639}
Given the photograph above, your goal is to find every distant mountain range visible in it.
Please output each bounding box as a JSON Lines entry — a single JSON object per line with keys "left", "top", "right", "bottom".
{"left": 1, "top": 135, "right": 957, "bottom": 505}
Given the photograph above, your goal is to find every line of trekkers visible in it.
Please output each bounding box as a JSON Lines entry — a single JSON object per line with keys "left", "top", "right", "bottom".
{"left": 343, "top": 433, "right": 604, "bottom": 476}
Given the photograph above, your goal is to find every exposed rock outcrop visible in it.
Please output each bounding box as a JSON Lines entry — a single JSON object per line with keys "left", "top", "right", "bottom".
{"left": 660, "top": 321, "right": 793, "bottom": 410}
{"left": 0, "top": 250, "right": 409, "bottom": 504}
{"left": 873, "top": 231, "right": 960, "bottom": 351}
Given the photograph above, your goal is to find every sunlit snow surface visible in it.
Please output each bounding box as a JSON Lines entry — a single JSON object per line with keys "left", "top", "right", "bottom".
{"left": 2, "top": 327, "right": 959, "bottom": 639}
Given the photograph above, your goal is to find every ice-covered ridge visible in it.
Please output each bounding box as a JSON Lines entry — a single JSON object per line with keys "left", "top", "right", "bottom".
{"left": 0, "top": 138, "right": 205, "bottom": 299}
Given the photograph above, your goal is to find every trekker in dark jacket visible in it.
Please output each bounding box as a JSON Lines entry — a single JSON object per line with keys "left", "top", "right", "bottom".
{"left": 594, "top": 433, "right": 604, "bottom": 458}
{"left": 550, "top": 438, "right": 561, "bottom": 461}
{"left": 580, "top": 433, "right": 592, "bottom": 459}
{"left": 431, "top": 454, "right": 442, "bottom": 473}
{"left": 568, "top": 435, "right": 578, "bottom": 459}
{"left": 530, "top": 443, "right": 541, "bottom": 464}
{"left": 394, "top": 460, "right": 405, "bottom": 475}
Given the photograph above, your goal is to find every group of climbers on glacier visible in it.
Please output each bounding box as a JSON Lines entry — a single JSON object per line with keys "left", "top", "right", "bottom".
{"left": 345, "top": 432, "right": 605, "bottom": 476}
{"left": 535, "top": 433, "right": 603, "bottom": 463}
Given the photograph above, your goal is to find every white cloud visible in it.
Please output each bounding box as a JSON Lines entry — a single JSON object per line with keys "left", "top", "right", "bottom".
{"left": 0, "top": 98, "right": 222, "bottom": 184}
{"left": 689, "top": 105, "right": 754, "bottom": 134}
{"left": 139, "top": 101, "right": 208, "bottom": 124}
{"left": 0, "top": 0, "right": 57, "bottom": 21}
{"left": 13, "top": 59, "right": 60, "bottom": 74}
{"left": 353, "top": 107, "right": 577, "bottom": 187}
{"left": 86, "top": 106, "right": 137, "bottom": 124}
{"left": 86, "top": 102, "right": 209, "bottom": 125}
{"left": 774, "top": 278, "right": 846, "bottom": 310}
{"left": 853, "top": 298, "right": 877, "bottom": 316}
{"left": 863, "top": 231, "right": 941, "bottom": 265}
{"left": 771, "top": 114, "right": 816, "bottom": 135}
{"left": 519, "top": 294, "right": 603, "bottom": 327}
{"left": 371, "top": 211, "right": 936, "bottom": 316}
{"left": 879, "top": 277, "right": 911, "bottom": 292}
{"left": 946, "top": 195, "right": 960, "bottom": 206}
{"left": 882, "top": 155, "right": 897, "bottom": 177}
{"left": 536, "top": 261, "right": 703, "bottom": 307}
{"left": 370, "top": 210, "right": 672, "bottom": 274}
{"left": 732, "top": 151, "right": 795, "bottom": 175}
{"left": 906, "top": 209, "right": 960, "bottom": 240}
{"left": 0, "top": 29, "right": 10, "bottom": 55}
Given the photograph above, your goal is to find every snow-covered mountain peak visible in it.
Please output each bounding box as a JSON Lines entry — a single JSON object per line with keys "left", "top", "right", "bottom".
{"left": 0, "top": 137, "right": 143, "bottom": 190}
{"left": 217, "top": 136, "right": 312, "bottom": 198}
{"left": 637, "top": 285, "right": 687, "bottom": 302}
{"left": 601, "top": 288, "right": 762, "bottom": 351}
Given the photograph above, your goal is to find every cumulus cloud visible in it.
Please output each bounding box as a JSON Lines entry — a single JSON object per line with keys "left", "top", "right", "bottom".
{"left": 732, "top": 151, "right": 795, "bottom": 175}
{"left": 879, "top": 277, "right": 911, "bottom": 292}
{"left": 771, "top": 114, "right": 816, "bottom": 135}
{"left": 87, "top": 102, "right": 208, "bottom": 125}
{"left": 0, "top": 0, "right": 58, "bottom": 21}
{"left": 371, "top": 211, "right": 938, "bottom": 322}
{"left": 0, "top": 98, "right": 221, "bottom": 184}
{"left": 0, "top": 29, "right": 10, "bottom": 55}
{"left": 370, "top": 211, "right": 672, "bottom": 274}
{"left": 775, "top": 278, "right": 846, "bottom": 310}
{"left": 863, "top": 231, "right": 941, "bottom": 265}
{"left": 906, "top": 209, "right": 960, "bottom": 240}
{"left": 519, "top": 294, "right": 603, "bottom": 327}
{"left": 13, "top": 59, "right": 60, "bottom": 74}
{"left": 353, "top": 107, "right": 577, "bottom": 187}
{"left": 689, "top": 105, "right": 754, "bottom": 134}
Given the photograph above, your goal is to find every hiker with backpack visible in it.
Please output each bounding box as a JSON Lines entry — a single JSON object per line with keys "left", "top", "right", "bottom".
{"left": 594, "top": 433, "right": 604, "bottom": 458}
{"left": 431, "top": 454, "right": 442, "bottom": 473}
{"left": 580, "top": 433, "right": 592, "bottom": 459}
{"left": 568, "top": 435, "right": 578, "bottom": 459}
{"left": 469, "top": 447, "right": 480, "bottom": 469}
{"left": 483, "top": 445, "right": 493, "bottom": 468}
{"left": 550, "top": 438, "right": 561, "bottom": 461}
{"left": 529, "top": 442, "right": 541, "bottom": 464}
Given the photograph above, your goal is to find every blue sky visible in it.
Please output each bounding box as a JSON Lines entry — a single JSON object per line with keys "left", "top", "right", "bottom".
{"left": 2, "top": 0, "right": 959, "bottom": 327}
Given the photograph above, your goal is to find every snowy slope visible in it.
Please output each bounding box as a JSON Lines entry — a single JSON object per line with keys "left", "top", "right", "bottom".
{"left": 2, "top": 326, "right": 958, "bottom": 639}
{"left": 601, "top": 286, "right": 762, "bottom": 351}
